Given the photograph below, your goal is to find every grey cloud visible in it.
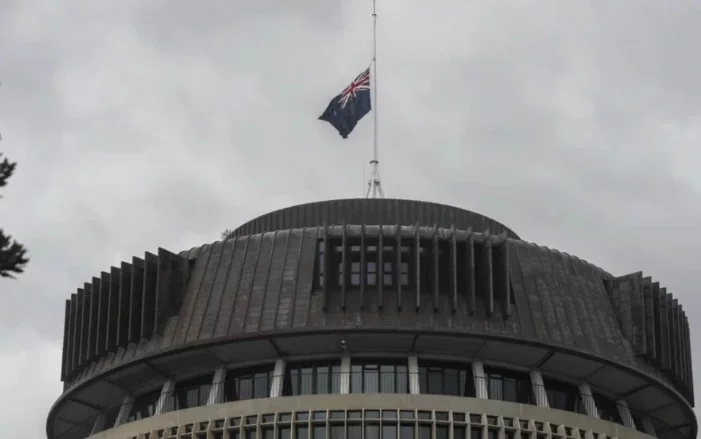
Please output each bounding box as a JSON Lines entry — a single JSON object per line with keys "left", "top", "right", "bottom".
{"left": 1, "top": 0, "right": 701, "bottom": 436}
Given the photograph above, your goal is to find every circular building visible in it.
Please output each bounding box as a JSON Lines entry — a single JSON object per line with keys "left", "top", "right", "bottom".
{"left": 47, "top": 199, "right": 696, "bottom": 439}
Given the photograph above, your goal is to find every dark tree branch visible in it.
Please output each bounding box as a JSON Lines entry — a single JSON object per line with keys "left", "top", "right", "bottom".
{"left": 0, "top": 151, "right": 29, "bottom": 279}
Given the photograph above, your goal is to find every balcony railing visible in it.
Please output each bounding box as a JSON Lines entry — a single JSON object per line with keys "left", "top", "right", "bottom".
{"left": 55, "top": 372, "right": 646, "bottom": 439}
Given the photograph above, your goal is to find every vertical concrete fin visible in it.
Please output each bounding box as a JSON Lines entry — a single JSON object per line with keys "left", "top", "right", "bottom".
{"left": 683, "top": 312, "right": 694, "bottom": 403}
{"left": 484, "top": 234, "right": 494, "bottom": 316}
{"left": 117, "top": 262, "right": 133, "bottom": 348}
{"left": 106, "top": 267, "right": 120, "bottom": 352}
{"left": 321, "top": 223, "right": 328, "bottom": 310}
{"left": 671, "top": 298, "right": 680, "bottom": 379}
{"left": 61, "top": 300, "right": 71, "bottom": 381}
{"left": 466, "top": 229, "right": 476, "bottom": 314}
{"left": 81, "top": 286, "right": 92, "bottom": 365}
{"left": 75, "top": 288, "right": 86, "bottom": 367}
{"left": 642, "top": 277, "right": 655, "bottom": 359}
{"left": 70, "top": 292, "right": 81, "bottom": 374}
{"left": 129, "top": 257, "right": 145, "bottom": 342}
{"left": 652, "top": 282, "right": 662, "bottom": 363}
{"left": 450, "top": 225, "right": 458, "bottom": 312}
{"left": 84, "top": 282, "right": 96, "bottom": 361}
{"left": 432, "top": 225, "right": 440, "bottom": 311}
{"left": 378, "top": 223, "right": 384, "bottom": 309}
{"left": 414, "top": 222, "right": 421, "bottom": 310}
{"left": 396, "top": 225, "right": 402, "bottom": 310}
{"left": 170, "top": 243, "right": 212, "bottom": 346}
{"left": 502, "top": 239, "right": 512, "bottom": 317}
{"left": 659, "top": 287, "right": 671, "bottom": 371}
{"left": 94, "top": 275, "right": 107, "bottom": 356}
{"left": 141, "top": 252, "right": 158, "bottom": 339}
{"left": 630, "top": 273, "right": 646, "bottom": 355}
{"left": 155, "top": 248, "right": 187, "bottom": 336}
{"left": 360, "top": 224, "right": 366, "bottom": 309}
{"left": 341, "top": 224, "right": 347, "bottom": 309}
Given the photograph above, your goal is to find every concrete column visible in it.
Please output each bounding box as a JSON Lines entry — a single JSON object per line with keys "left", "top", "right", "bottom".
{"left": 207, "top": 367, "right": 227, "bottom": 405}
{"left": 154, "top": 380, "right": 175, "bottom": 415}
{"left": 529, "top": 370, "right": 549, "bottom": 408}
{"left": 340, "top": 355, "right": 351, "bottom": 394}
{"left": 270, "top": 359, "right": 286, "bottom": 398}
{"left": 616, "top": 399, "right": 635, "bottom": 429}
{"left": 472, "top": 361, "right": 488, "bottom": 399}
{"left": 90, "top": 413, "right": 106, "bottom": 435}
{"left": 641, "top": 418, "right": 656, "bottom": 436}
{"left": 578, "top": 383, "right": 599, "bottom": 419}
{"left": 113, "top": 395, "right": 135, "bottom": 426}
{"left": 408, "top": 355, "right": 420, "bottom": 394}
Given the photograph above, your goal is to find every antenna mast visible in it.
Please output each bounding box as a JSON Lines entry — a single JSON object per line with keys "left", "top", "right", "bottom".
{"left": 366, "top": 0, "right": 385, "bottom": 198}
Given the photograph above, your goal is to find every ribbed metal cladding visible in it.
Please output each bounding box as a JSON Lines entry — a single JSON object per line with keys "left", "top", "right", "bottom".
{"left": 230, "top": 199, "right": 520, "bottom": 240}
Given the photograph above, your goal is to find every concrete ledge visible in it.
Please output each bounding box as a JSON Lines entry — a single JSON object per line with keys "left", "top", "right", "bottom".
{"left": 89, "top": 393, "right": 653, "bottom": 439}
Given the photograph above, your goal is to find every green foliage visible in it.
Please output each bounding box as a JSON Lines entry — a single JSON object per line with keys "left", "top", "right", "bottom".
{"left": 0, "top": 151, "right": 28, "bottom": 279}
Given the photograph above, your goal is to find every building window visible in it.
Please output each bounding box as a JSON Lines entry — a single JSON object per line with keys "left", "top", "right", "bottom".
{"left": 284, "top": 362, "right": 341, "bottom": 396}
{"left": 383, "top": 261, "right": 392, "bottom": 286}
{"left": 593, "top": 394, "right": 623, "bottom": 424}
{"left": 127, "top": 388, "right": 161, "bottom": 421}
{"left": 544, "top": 379, "right": 585, "bottom": 414}
{"left": 171, "top": 374, "right": 212, "bottom": 410}
{"left": 484, "top": 367, "right": 532, "bottom": 403}
{"left": 418, "top": 361, "right": 475, "bottom": 397}
{"left": 351, "top": 261, "right": 361, "bottom": 286}
{"left": 224, "top": 366, "right": 272, "bottom": 402}
{"left": 350, "top": 361, "right": 409, "bottom": 394}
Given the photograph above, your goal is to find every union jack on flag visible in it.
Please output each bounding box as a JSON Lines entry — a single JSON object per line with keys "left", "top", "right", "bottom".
{"left": 319, "top": 67, "right": 372, "bottom": 139}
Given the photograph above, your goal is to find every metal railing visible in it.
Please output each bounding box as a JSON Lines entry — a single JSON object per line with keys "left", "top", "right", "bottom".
{"left": 55, "top": 371, "right": 650, "bottom": 439}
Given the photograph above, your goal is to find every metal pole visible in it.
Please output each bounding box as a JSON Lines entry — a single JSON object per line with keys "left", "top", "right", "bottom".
{"left": 366, "top": 0, "right": 385, "bottom": 198}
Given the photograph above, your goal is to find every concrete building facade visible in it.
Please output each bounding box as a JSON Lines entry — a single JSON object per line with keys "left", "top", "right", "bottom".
{"left": 46, "top": 199, "right": 696, "bottom": 439}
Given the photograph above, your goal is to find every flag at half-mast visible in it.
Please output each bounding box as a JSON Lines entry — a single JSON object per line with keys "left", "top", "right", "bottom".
{"left": 319, "top": 67, "right": 371, "bottom": 139}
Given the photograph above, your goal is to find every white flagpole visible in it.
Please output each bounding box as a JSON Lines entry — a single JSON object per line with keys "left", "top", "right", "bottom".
{"left": 366, "top": 0, "right": 385, "bottom": 198}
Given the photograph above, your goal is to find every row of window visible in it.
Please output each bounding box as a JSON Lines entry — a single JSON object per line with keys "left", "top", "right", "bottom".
{"left": 314, "top": 238, "right": 513, "bottom": 305}
{"left": 138, "top": 410, "right": 619, "bottom": 439}
{"left": 114, "top": 359, "right": 623, "bottom": 430}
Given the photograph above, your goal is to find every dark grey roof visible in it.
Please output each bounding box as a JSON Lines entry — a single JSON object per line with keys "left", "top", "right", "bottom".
{"left": 230, "top": 198, "right": 520, "bottom": 240}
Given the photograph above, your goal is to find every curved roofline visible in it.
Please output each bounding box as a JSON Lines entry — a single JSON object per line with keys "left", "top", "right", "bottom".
{"left": 230, "top": 198, "right": 521, "bottom": 240}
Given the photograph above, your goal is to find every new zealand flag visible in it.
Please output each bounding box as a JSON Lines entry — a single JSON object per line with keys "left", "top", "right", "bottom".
{"left": 319, "top": 67, "right": 371, "bottom": 139}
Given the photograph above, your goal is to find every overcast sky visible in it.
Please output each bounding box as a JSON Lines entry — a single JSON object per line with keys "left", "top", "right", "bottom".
{"left": 2, "top": 0, "right": 701, "bottom": 436}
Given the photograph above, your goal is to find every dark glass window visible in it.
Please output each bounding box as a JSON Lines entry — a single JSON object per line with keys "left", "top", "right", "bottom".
{"left": 279, "top": 427, "right": 291, "bottom": 439}
{"left": 544, "top": 379, "right": 585, "bottom": 414}
{"left": 484, "top": 367, "right": 532, "bottom": 403}
{"left": 348, "top": 424, "right": 363, "bottom": 439}
{"left": 129, "top": 389, "right": 161, "bottom": 422}
{"left": 284, "top": 362, "right": 341, "bottom": 395}
{"left": 297, "top": 427, "right": 310, "bottom": 439}
{"left": 366, "top": 425, "right": 381, "bottom": 439}
{"left": 418, "top": 361, "right": 475, "bottom": 397}
{"left": 224, "top": 366, "right": 272, "bottom": 402}
{"left": 593, "top": 394, "right": 623, "bottom": 424}
{"left": 350, "top": 361, "right": 409, "bottom": 394}
{"left": 436, "top": 425, "right": 449, "bottom": 439}
{"left": 418, "top": 425, "right": 431, "bottom": 439}
{"left": 351, "top": 261, "right": 361, "bottom": 286}
{"left": 172, "top": 374, "right": 212, "bottom": 410}
{"left": 382, "top": 424, "right": 397, "bottom": 439}
{"left": 383, "top": 261, "right": 393, "bottom": 286}
{"left": 399, "top": 424, "right": 414, "bottom": 439}
{"left": 313, "top": 425, "right": 326, "bottom": 439}
{"left": 330, "top": 425, "right": 344, "bottom": 439}
{"left": 453, "top": 426, "right": 466, "bottom": 439}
